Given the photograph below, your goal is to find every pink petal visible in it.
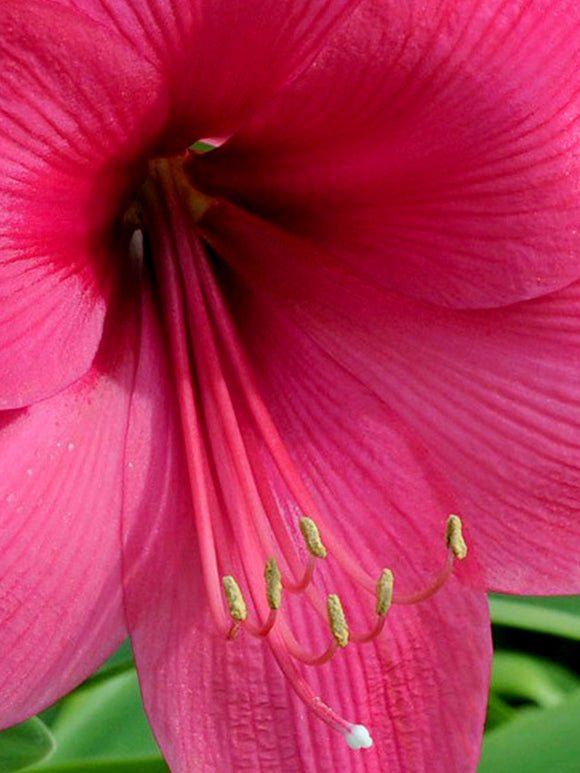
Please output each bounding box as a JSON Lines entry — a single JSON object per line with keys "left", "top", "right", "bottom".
{"left": 0, "top": 0, "right": 167, "bottom": 407}
{"left": 196, "top": 200, "right": 580, "bottom": 595}
{"left": 0, "top": 291, "right": 146, "bottom": 727}
{"left": 192, "top": 0, "right": 580, "bottom": 308}
{"left": 58, "top": 0, "right": 363, "bottom": 146}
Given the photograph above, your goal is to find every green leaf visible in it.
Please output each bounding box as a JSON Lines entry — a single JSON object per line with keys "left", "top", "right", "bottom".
{"left": 491, "top": 651, "right": 580, "bottom": 708}
{"left": 82, "top": 641, "right": 135, "bottom": 688}
{"left": 34, "top": 671, "right": 160, "bottom": 764}
{"left": 484, "top": 692, "right": 517, "bottom": 731}
{"left": 27, "top": 758, "right": 169, "bottom": 773}
{"left": 478, "top": 689, "right": 580, "bottom": 772}
{"left": 0, "top": 717, "right": 55, "bottom": 772}
{"left": 489, "top": 595, "right": 580, "bottom": 640}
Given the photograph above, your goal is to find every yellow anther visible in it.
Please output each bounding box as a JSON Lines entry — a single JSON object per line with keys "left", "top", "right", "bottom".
{"left": 327, "top": 594, "right": 349, "bottom": 648}
{"left": 446, "top": 515, "right": 467, "bottom": 560}
{"left": 299, "top": 517, "right": 327, "bottom": 559}
{"left": 376, "top": 568, "right": 394, "bottom": 616}
{"left": 222, "top": 576, "right": 248, "bottom": 621}
{"left": 265, "top": 558, "right": 282, "bottom": 610}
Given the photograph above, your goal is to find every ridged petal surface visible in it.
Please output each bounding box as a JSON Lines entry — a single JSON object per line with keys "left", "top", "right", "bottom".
{"left": 56, "top": 0, "right": 363, "bottom": 146}
{"left": 0, "top": 292, "right": 143, "bottom": 726}
{"left": 192, "top": 0, "right": 580, "bottom": 309}
{"left": 0, "top": 0, "right": 166, "bottom": 407}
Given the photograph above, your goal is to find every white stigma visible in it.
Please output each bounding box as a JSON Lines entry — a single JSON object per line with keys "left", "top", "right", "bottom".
{"left": 344, "top": 724, "right": 373, "bottom": 750}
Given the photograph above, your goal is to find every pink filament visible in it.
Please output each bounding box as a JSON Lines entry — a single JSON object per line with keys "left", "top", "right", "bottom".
{"left": 145, "top": 161, "right": 229, "bottom": 636}
{"left": 393, "top": 549, "right": 455, "bottom": 605}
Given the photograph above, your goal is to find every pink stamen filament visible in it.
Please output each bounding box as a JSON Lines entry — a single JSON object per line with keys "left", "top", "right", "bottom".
{"left": 283, "top": 555, "right": 316, "bottom": 594}
{"left": 174, "top": 217, "right": 317, "bottom": 602}
{"left": 350, "top": 615, "right": 388, "bottom": 645}
{"left": 268, "top": 634, "right": 353, "bottom": 736}
{"left": 393, "top": 549, "right": 455, "bottom": 605}
{"left": 280, "top": 626, "right": 338, "bottom": 666}
{"left": 194, "top": 240, "right": 378, "bottom": 593}
{"left": 240, "top": 425, "right": 312, "bottom": 583}
{"left": 244, "top": 609, "right": 278, "bottom": 638}
{"left": 144, "top": 162, "right": 229, "bottom": 637}
{"left": 154, "top": 170, "right": 329, "bottom": 635}
{"left": 156, "top": 189, "right": 294, "bottom": 626}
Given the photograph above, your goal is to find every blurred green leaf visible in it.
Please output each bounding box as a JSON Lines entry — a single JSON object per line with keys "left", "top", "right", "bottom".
{"left": 489, "top": 595, "right": 580, "bottom": 640}
{"left": 485, "top": 692, "right": 517, "bottom": 731}
{"left": 32, "top": 671, "right": 160, "bottom": 765}
{"left": 479, "top": 689, "right": 580, "bottom": 772}
{"left": 491, "top": 651, "right": 580, "bottom": 708}
{"left": 83, "top": 641, "right": 135, "bottom": 688}
{"left": 0, "top": 717, "right": 55, "bottom": 772}
{"left": 27, "top": 759, "right": 169, "bottom": 773}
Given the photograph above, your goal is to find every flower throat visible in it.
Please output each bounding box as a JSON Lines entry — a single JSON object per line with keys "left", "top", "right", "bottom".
{"left": 138, "top": 154, "right": 468, "bottom": 750}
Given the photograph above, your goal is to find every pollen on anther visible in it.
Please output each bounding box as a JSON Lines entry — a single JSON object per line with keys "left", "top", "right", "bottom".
{"left": 376, "top": 568, "right": 394, "bottom": 616}
{"left": 299, "top": 517, "right": 327, "bottom": 558}
{"left": 265, "top": 557, "right": 282, "bottom": 610}
{"left": 446, "top": 515, "right": 468, "bottom": 560}
{"left": 327, "top": 594, "right": 349, "bottom": 648}
{"left": 222, "top": 576, "right": 248, "bottom": 621}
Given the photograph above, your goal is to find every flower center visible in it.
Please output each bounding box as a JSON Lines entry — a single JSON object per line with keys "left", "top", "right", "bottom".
{"left": 137, "top": 154, "right": 468, "bottom": 749}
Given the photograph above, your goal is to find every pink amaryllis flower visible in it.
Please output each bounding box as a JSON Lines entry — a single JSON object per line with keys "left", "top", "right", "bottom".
{"left": 2, "top": 0, "right": 580, "bottom": 769}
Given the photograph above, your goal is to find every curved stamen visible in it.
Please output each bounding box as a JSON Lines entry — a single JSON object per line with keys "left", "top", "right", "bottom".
{"left": 281, "top": 626, "right": 338, "bottom": 666}
{"left": 394, "top": 516, "right": 467, "bottom": 605}
{"left": 278, "top": 592, "right": 349, "bottom": 666}
{"left": 393, "top": 551, "right": 453, "bottom": 605}
{"left": 351, "top": 569, "right": 393, "bottom": 644}
{"left": 283, "top": 554, "right": 316, "bottom": 593}
{"left": 282, "top": 518, "right": 327, "bottom": 593}
{"left": 244, "top": 609, "right": 278, "bottom": 638}
{"left": 268, "top": 632, "right": 370, "bottom": 744}
{"left": 350, "top": 615, "right": 388, "bottom": 645}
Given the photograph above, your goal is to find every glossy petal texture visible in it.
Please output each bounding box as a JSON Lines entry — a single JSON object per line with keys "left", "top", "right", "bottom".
{"left": 57, "top": 0, "right": 363, "bottom": 147}
{"left": 192, "top": 0, "right": 580, "bottom": 309}
{"left": 0, "top": 0, "right": 166, "bottom": 407}
{"left": 122, "top": 291, "right": 490, "bottom": 770}
{"left": 0, "top": 291, "right": 143, "bottom": 727}
{"left": 196, "top": 200, "right": 580, "bottom": 594}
